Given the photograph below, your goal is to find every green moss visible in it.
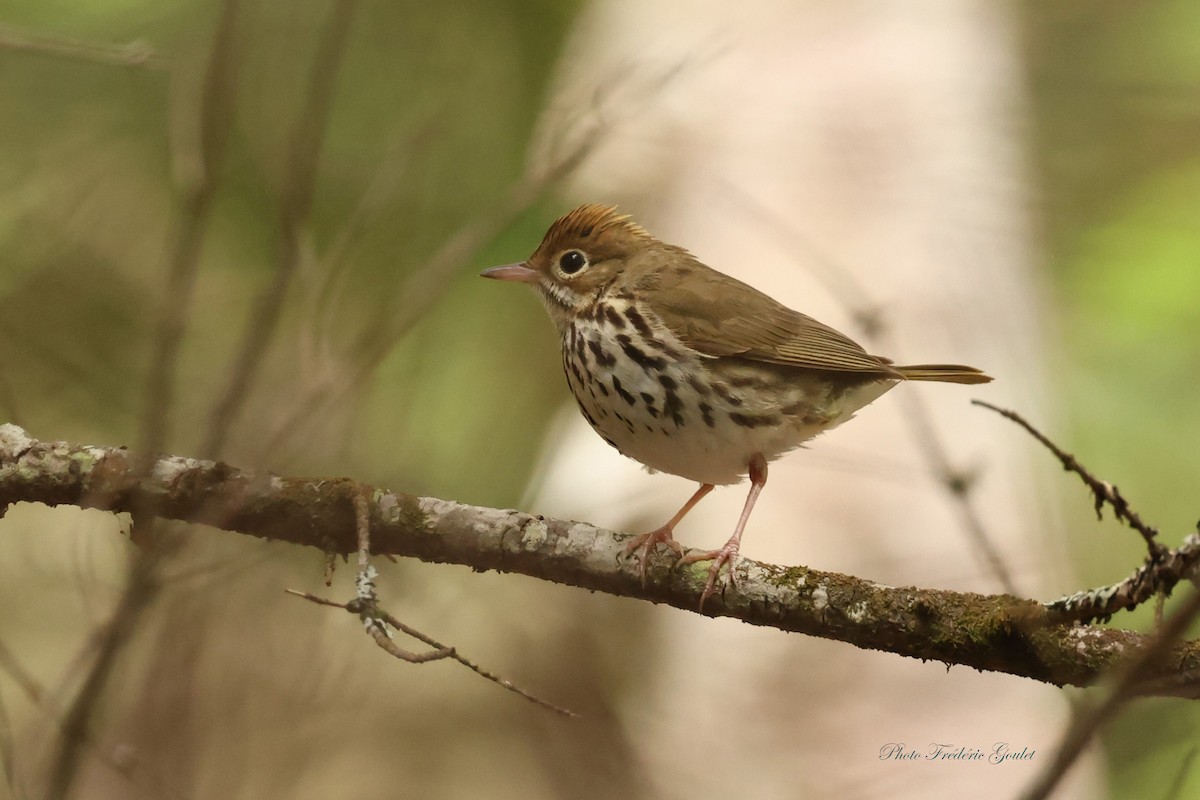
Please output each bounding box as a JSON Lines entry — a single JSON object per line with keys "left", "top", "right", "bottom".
{"left": 373, "top": 489, "right": 428, "bottom": 533}
{"left": 69, "top": 450, "right": 98, "bottom": 473}
{"left": 395, "top": 493, "right": 429, "bottom": 534}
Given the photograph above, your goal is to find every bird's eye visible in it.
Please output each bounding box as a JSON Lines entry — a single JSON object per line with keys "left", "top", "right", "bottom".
{"left": 558, "top": 250, "right": 588, "bottom": 276}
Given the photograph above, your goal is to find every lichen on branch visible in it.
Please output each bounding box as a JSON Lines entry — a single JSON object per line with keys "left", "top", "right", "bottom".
{"left": 3, "top": 423, "right": 1200, "bottom": 698}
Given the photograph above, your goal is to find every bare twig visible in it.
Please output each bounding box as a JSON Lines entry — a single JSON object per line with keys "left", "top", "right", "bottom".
{"left": 287, "top": 585, "right": 450, "bottom": 664}
{"left": 968, "top": 401, "right": 1195, "bottom": 623}
{"left": 1020, "top": 588, "right": 1200, "bottom": 800}
{"left": 347, "top": 489, "right": 448, "bottom": 662}
{"left": 140, "top": 0, "right": 240, "bottom": 456}
{"left": 200, "top": 0, "right": 359, "bottom": 460}
{"left": 731, "top": 189, "right": 1017, "bottom": 594}
{"left": 1046, "top": 532, "right": 1200, "bottom": 623}
{"left": 282, "top": 488, "right": 576, "bottom": 715}
{"left": 973, "top": 400, "right": 1165, "bottom": 559}
{"left": 286, "top": 589, "right": 577, "bottom": 715}
{"left": 978, "top": 407, "right": 1200, "bottom": 797}
{"left": 0, "top": 23, "right": 167, "bottom": 70}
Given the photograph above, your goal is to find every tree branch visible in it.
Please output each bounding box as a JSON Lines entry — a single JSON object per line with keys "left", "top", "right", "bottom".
{"left": 973, "top": 399, "right": 1164, "bottom": 558}
{"left": 4, "top": 423, "right": 1200, "bottom": 699}
{"left": 973, "top": 400, "right": 1198, "bottom": 623}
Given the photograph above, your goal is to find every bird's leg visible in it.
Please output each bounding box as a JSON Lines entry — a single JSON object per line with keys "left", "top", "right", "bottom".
{"left": 679, "top": 453, "right": 768, "bottom": 610}
{"left": 623, "top": 482, "right": 714, "bottom": 585}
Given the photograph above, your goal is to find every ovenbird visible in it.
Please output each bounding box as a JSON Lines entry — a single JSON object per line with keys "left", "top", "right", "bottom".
{"left": 483, "top": 204, "right": 991, "bottom": 608}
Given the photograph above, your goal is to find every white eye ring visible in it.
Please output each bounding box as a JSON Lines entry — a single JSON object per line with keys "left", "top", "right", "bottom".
{"left": 557, "top": 250, "right": 589, "bottom": 276}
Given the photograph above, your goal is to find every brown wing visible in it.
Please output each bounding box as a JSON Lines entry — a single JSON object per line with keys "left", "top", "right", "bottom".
{"left": 636, "top": 256, "right": 898, "bottom": 375}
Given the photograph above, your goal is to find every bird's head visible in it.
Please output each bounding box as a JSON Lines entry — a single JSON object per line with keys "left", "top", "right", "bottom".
{"left": 481, "top": 204, "right": 653, "bottom": 326}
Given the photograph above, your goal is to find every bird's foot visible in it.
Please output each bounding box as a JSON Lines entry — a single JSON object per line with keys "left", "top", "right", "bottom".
{"left": 678, "top": 538, "right": 741, "bottom": 611}
{"left": 623, "top": 525, "right": 686, "bottom": 586}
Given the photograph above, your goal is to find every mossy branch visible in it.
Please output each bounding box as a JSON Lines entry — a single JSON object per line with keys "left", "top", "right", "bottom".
{"left": 3, "top": 423, "right": 1199, "bottom": 698}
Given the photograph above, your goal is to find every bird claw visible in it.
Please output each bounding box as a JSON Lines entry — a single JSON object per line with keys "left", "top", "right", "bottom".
{"left": 678, "top": 540, "right": 741, "bottom": 610}
{"left": 622, "top": 525, "right": 685, "bottom": 586}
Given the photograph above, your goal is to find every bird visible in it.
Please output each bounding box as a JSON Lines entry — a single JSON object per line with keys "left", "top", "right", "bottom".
{"left": 482, "top": 204, "right": 991, "bottom": 608}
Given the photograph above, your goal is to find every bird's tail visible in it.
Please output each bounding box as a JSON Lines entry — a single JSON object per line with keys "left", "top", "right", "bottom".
{"left": 894, "top": 363, "right": 992, "bottom": 385}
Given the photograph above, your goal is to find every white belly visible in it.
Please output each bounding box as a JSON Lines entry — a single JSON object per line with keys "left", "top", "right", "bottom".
{"left": 560, "top": 311, "right": 895, "bottom": 486}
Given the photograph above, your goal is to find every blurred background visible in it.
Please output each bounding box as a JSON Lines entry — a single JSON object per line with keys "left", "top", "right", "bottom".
{"left": 0, "top": 1, "right": 1198, "bottom": 798}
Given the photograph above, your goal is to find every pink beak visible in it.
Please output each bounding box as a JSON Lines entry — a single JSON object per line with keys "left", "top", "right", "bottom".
{"left": 481, "top": 263, "right": 539, "bottom": 283}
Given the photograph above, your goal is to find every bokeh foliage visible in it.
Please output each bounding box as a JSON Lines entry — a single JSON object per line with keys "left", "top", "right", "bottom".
{"left": 1, "top": 3, "right": 596, "bottom": 797}
{"left": 0, "top": 0, "right": 579, "bottom": 506}
{"left": 1026, "top": 1, "right": 1200, "bottom": 797}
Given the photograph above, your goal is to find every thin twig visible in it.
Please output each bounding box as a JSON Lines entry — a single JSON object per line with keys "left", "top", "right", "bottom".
{"left": 973, "top": 400, "right": 1166, "bottom": 560}
{"left": 375, "top": 606, "right": 577, "bottom": 714}
{"left": 973, "top": 401, "right": 1192, "bottom": 624}
{"left": 292, "top": 588, "right": 452, "bottom": 664}
{"left": 1046, "top": 532, "right": 1200, "bottom": 623}
{"left": 285, "top": 589, "right": 577, "bottom": 716}
{"left": 344, "top": 489, "right": 434, "bottom": 658}
{"left": 1020, "top": 588, "right": 1200, "bottom": 800}
{"left": 282, "top": 490, "right": 575, "bottom": 714}
{"left": 0, "top": 23, "right": 167, "bottom": 70}
{"left": 285, "top": 489, "right": 576, "bottom": 714}
{"left": 200, "top": 0, "right": 359, "bottom": 460}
